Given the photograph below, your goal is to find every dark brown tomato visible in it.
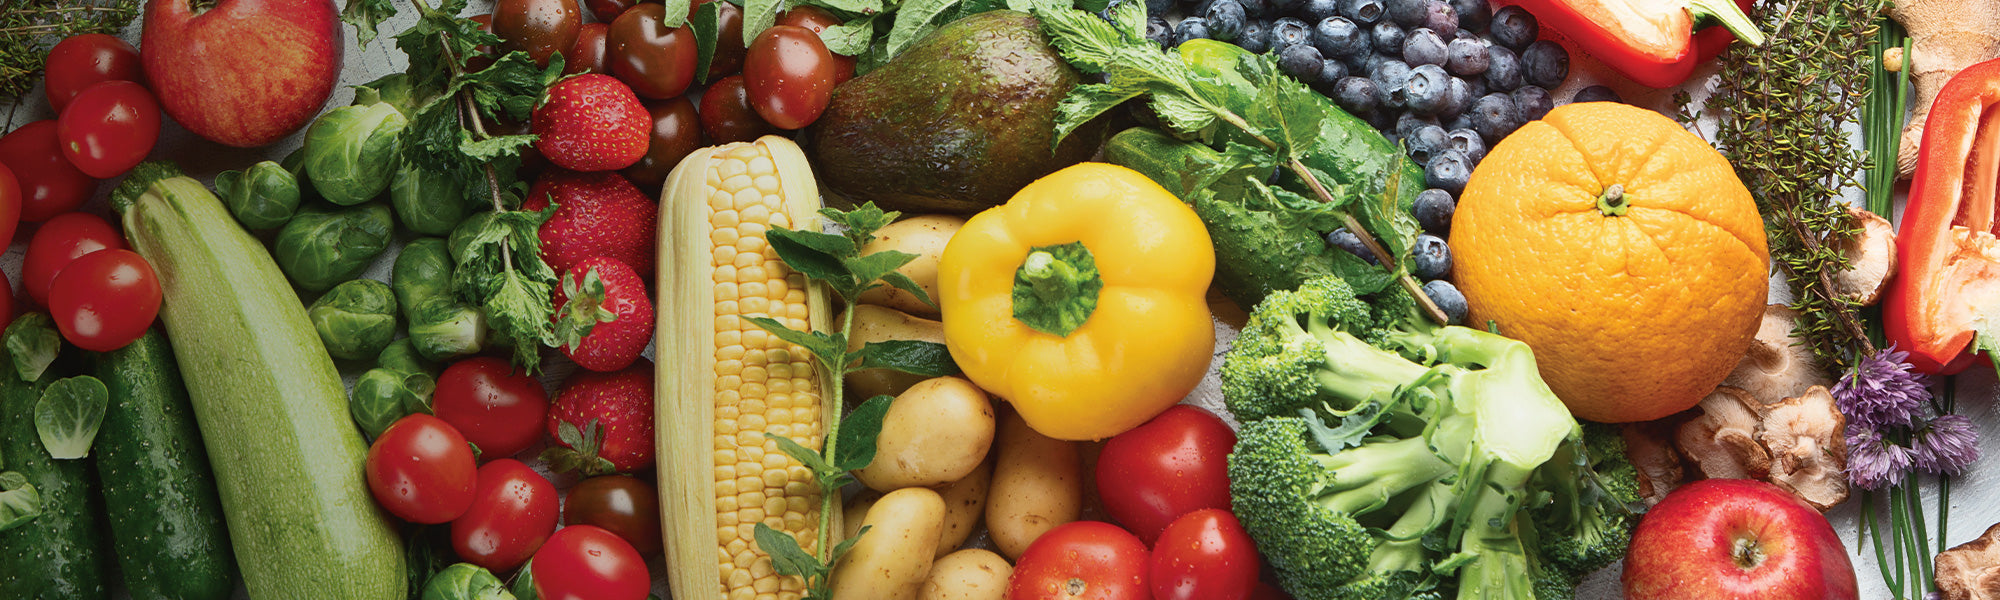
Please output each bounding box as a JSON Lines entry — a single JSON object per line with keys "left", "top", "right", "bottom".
{"left": 742, "top": 25, "right": 836, "bottom": 130}
{"left": 493, "top": 0, "right": 583, "bottom": 68}
{"left": 607, "top": 4, "right": 700, "bottom": 99}
{"left": 565, "top": 23, "right": 611, "bottom": 75}
{"left": 586, "top": 0, "right": 641, "bottom": 22}
{"left": 562, "top": 474, "right": 662, "bottom": 556}
{"left": 621, "top": 96, "right": 704, "bottom": 191}
{"left": 693, "top": 0, "right": 746, "bottom": 81}
{"left": 698, "top": 75, "right": 779, "bottom": 143}
{"left": 775, "top": 6, "right": 856, "bottom": 84}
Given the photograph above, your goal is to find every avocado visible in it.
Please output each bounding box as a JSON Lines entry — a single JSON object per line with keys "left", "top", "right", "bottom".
{"left": 806, "top": 10, "right": 1109, "bottom": 214}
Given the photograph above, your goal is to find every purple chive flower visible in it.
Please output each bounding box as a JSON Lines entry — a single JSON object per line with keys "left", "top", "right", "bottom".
{"left": 1846, "top": 426, "right": 1914, "bottom": 490}
{"left": 1832, "top": 346, "right": 1932, "bottom": 430}
{"left": 1912, "top": 413, "right": 1981, "bottom": 476}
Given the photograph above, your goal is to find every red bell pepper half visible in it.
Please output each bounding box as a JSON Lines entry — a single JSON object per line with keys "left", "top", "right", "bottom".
{"left": 1508, "top": 0, "right": 1764, "bottom": 88}
{"left": 1886, "top": 57, "right": 2000, "bottom": 375}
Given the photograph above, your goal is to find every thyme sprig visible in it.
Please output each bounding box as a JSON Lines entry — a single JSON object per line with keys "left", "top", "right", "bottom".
{"left": 1708, "top": 0, "right": 1885, "bottom": 370}
{"left": 0, "top": 2, "right": 139, "bottom": 103}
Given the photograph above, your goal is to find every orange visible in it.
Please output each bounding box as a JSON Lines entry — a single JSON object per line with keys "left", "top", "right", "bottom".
{"left": 1450, "top": 102, "right": 1769, "bottom": 423}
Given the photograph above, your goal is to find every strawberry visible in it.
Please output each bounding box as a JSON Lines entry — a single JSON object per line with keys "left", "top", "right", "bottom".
{"left": 553, "top": 256, "right": 654, "bottom": 372}
{"left": 531, "top": 73, "right": 648, "bottom": 172}
{"left": 525, "top": 168, "right": 658, "bottom": 277}
{"left": 543, "top": 359, "right": 654, "bottom": 474}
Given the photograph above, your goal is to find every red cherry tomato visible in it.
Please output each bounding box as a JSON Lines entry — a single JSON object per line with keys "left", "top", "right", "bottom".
{"left": 698, "top": 75, "right": 780, "bottom": 144}
{"left": 454, "top": 459, "right": 561, "bottom": 573}
{"left": 1009, "top": 521, "right": 1151, "bottom": 600}
{"left": 0, "top": 272, "right": 16, "bottom": 334}
{"left": 1150, "top": 509, "right": 1261, "bottom": 600}
{"left": 1096, "top": 405, "right": 1237, "bottom": 545}
{"left": 531, "top": 525, "right": 650, "bottom": 600}
{"left": 774, "top": 6, "right": 856, "bottom": 84}
{"left": 24, "top": 212, "right": 125, "bottom": 308}
{"left": 43, "top": 33, "right": 144, "bottom": 113}
{"left": 562, "top": 474, "right": 662, "bottom": 556}
{"left": 0, "top": 163, "right": 24, "bottom": 247}
{"left": 48, "top": 249, "right": 159, "bottom": 353}
{"left": 57, "top": 80, "right": 161, "bottom": 179}
{"left": 742, "top": 25, "right": 836, "bottom": 130}
{"left": 432, "top": 356, "right": 552, "bottom": 460}
{"left": 0, "top": 121, "right": 97, "bottom": 222}
{"left": 364, "top": 414, "right": 479, "bottom": 524}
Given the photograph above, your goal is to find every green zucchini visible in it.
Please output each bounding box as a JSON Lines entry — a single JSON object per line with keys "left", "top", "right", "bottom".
{"left": 0, "top": 353, "right": 107, "bottom": 599}
{"left": 112, "top": 162, "right": 405, "bottom": 599}
{"left": 95, "top": 328, "right": 238, "bottom": 600}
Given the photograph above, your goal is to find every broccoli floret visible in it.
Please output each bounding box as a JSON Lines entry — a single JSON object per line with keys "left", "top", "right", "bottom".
{"left": 1223, "top": 274, "right": 1638, "bottom": 600}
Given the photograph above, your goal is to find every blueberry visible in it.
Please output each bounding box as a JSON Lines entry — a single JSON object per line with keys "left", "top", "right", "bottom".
{"left": 1414, "top": 188, "right": 1456, "bottom": 233}
{"left": 1313, "top": 17, "right": 1370, "bottom": 59}
{"left": 1419, "top": 0, "right": 1458, "bottom": 38}
{"left": 1425, "top": 148, "right": 1472, "bottom": 194}
{"left": 1370, "top": 23, "right": 1407, "bottom": 57}
{"left": 1326, "top": 228, "right": 1378, "bottom": 264}
{"left": 1444, "top": 127, "right": 1485, "bottom": 162}
{"left": 1385, "top": 0, "right": 1426, "bottom": 26}
{"left": 1270, "top": 0, "right": 1305, "bottom": 16}
{"left": 1468, "top": 92, "right": 1520, "bottom": 143}
{"left": 1445, "top": 37, "right": 1489, "bottom": 76}
{"left": 1299, "top": 0, "right": 1342, "bottom": 22}
{"left": 1340, "top": 0, "right": 1386, "bottom": 23}
{"left": 1318, "top": 58, "right": 1350, "bottom": 85}
{"left": 1271, "top": 17, "right": 1313, "bottom": 49}
{"left": 1395, "top": 112, "right": 1438, "bottom": 140}
{"left": 1413, "top": 233, "right": 1453, "bottom": 280}
{"left": 1370, "top": 57, "right": 1412, "bottom": 104}
{"left": 1483, "top": 45, "right": 1523, "bottom": 90}
{"left": 1173, "top": 17, "right": 1214, "bottom": 46}
{"left": 1404, "top": 64, "right": 1451, "bottom": 115}
{"left": 1407, "top": 124, "right": 1449, "bottom": 164}
{"left": 1146, "top": 16, "right": 1174, "bottom": 48}
{"left": 1147, "top": 0, "right": 1175, "bottom": 14}
{"left": 1238, "top": 19, "right": 1274, "bottom": 53}
{"left": 1240, "top": 0, "right": 1274, "bottom": 18}
{"left": 1422, "top": 279, "right": 1469, "bottom": 325}
{"left": 1573, "top": 85, "right": 1622, "bottom": 104}
{"left": 1488, "top": 5, "right": 1537, "bottom": 50}
{"left": 1439, "top": 75, "right": 1472, "bottom": 120}
{"left": 1331, "top": 76, "right": 1380, "bottom": 114}
{"left": 1402, "top": 27, "right": 1448, "bottom": 66}
{"left": 1450, "top": 0, "right": 1490, "bottom": 31}
{"left": 1444, "top": 112, "right": 1474, "bottom": 132}
{"left": 1465, "top": 73, "right": 1486, "bottom": 98}
{"left": 1206, "top": 0, "right": 1248, "bottom": 40}
{"left": 1520, "top": 40, "right": 1567, "bottom": 88}
{"left": 1511, "top": 85, "right": 1552, "bottom": 121}
{"left": 1279, "top": 43, "right": 1327, "bottom": 83}
{"left": 1368, "top": 109, "right": 1399, "bottom": 132}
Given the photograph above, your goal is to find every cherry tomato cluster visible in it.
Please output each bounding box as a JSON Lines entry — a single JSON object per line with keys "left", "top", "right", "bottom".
{"left": 1010, "top": 406, "right": 1280, "bottom": 600}
{"left": 364, "top": 357, "right": 657, "bottom": 599}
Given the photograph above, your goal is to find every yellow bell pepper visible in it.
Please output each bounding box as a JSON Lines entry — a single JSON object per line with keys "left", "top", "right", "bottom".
{"left": 938, "top": 163, "right": 1216, "bottom": 441}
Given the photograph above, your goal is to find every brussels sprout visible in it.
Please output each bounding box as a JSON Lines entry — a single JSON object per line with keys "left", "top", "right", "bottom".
{"left": 354, "top": 72, "right": 417, "bottom": 115}
{"left": 420, "top": 563, "right": 515, "bottom": 600}
{"left": 275, "top": 203, "right": 395, "bottom": 292}
{"left": 281, "top": 147, "right": 324, "bottom": 204}
{"left": 395, "top": 238, "right": 487, "bottom": 361}
{"left": 302, "top": 102, "right": 407, "bottom": 205}
{"left": 350, "top": 339, "right": 437, "bottom": 439}
{"left": 307, "top": 279, "right": 399, "bottom": 361}
{"left": 391, "top": 162, "right": 470, "bottom": 236}
{"left": 215, "top": 160, "right": 301, "bottom": 230}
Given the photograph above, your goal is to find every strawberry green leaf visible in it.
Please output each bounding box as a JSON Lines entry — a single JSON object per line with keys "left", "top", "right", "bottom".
{"left": 4, "top": 313, "right": 59, "bottom": 383}
{"left": 832, "top": 395, "right": 893, "bottom": 471}
{"left": 553, "top": 268, "right": 617, "bottom": 352}
{"left": 540, "top": 419, "right": 619, "bottom": 476}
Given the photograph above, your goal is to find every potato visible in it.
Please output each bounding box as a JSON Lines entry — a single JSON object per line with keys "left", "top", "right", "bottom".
{"left": 830, "top": 487, "right": 948, "bottom": 600}
{"left": 856, "top": 376, "right": 997, "bottom": 491}
{"left": 985, "top": 405, "right": 1083, "bottom": 560}
{"left": 842, "top": 490, "right": 883, "bottom": 541}
{"left": 844, "top": 305, "right": 947, "bottom": 402}
{"left": 856, "top": 215, "right": 965, "bottom": 318}
{"left": 934, "top": 455, "right": 993, "bottom": 556}
{"left": 918, "top": 549, "right": 1012, "bottom": 600}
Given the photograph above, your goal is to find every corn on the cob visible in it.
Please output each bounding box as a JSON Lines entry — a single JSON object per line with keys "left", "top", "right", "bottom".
{"left": 657, "top": 136, "right": 836, "bottom": 600}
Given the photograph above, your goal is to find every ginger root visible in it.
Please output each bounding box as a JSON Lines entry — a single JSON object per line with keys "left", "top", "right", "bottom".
{"left": 1892, "top": 0, "right": 2000, "bottom": 177}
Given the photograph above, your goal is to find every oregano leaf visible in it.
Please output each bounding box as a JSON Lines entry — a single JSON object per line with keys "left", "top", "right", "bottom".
{"left": 832, "top": 394, "right": 894, "bottom": 470}
{"left": 854, "top": 341, "right": 959, "bottom": 377}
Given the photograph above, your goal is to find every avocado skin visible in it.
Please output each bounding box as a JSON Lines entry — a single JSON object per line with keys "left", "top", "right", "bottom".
{"left": 807, "top": 10, "right": 1109, "bottom": 214}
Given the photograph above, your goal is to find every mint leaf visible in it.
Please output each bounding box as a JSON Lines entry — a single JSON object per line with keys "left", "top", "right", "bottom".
{"left": 462, "top": 51, "right": 563, "bottom": 124}
{"left": 451, "top": 208, "right": 560, "bottom": 370}
{"left": 691, "top": 2, "right": 724, "bottom": 84}
{"left": 832, "top": 395, "right": 894, "bottom": 470}
{"left": 4, "top": 313, "right": 59, "bottom": 383}
{"left": 1054, "top": 84, "right": 1141, "bottom": 149}
{"left": 35, "top": 376, "right": 109, "bottom": 460}
{"left": 855, "top": 341, "right": 959, "bottom": 377}
{"left": 342, "top": 0, "right": 398, "bottom": 46}
{"left": 0, "top": 472, "right": 40, "bottom": 533}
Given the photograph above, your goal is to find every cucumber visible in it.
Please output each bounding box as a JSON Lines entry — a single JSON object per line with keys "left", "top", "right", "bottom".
{"left": 113, "top": 163, "right": 405, "bottom": 599}
{"left": 0, "top": 354, "right": 107, "bottom": 599}
{"left": 95, "top": 328, "right": 238, "bottom": 600}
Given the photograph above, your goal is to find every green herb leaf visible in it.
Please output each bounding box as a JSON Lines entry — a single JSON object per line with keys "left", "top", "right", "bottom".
{"left": 691, "top": 1, "right": 724, "bottom": 84}
{"left": 34, "top": 376, "right": 109, "bottom": 460}
{"left": 855, "top": 341, "right": 959, "bottom": 377}
{"left": 812, "top": 0, "right": 885, "bottom": 16}
{"left": 819, "top": 203, "right": 898, "bottom": 246}
{"left": 832, "top": 394, "right": 894, "bottom": 470}
{"left": 886, "top": 0, "right": 962, "bottom": 59}
{"left": 831, "top": 524, "right": 871, "bottom": 561}
{"left": 878, "top": 271, "right": 937, "bottom": 310}
{"left": 0, "top": 471, "right": 40, "bottom": 533}
{"left": 341, "top": 0, "right": 398, "bottom": 46}
{"left": 4, "top": 313, "right": 59, "bottom": 383}
{"left": 820, "top": 16, "right": 879, "bottom": 57}
{"left": 745, "top": 317, "right": 850, "bottom": 374}
{"left": 742, "top": 0, "right": 786, "bottom": 49}
{"left": 451, "top": 208, "right": 560, "bottom": 370}
{"left": 754, "top": 521, "right": 829, "bottom": 580}
{"left": 1054, "top": 84, "right": 1142, "bottom": 149}
{"left": 660, "top": 0, "right": 694, "bottom": 27}
{"left": 765, "top": 431, "right": 838, "bottom": 478}
{"left": 766, "top": 229, "right": 857, "bottom": 291}
{"left": 842, "top": 250, "right": 921, "bottom": 295}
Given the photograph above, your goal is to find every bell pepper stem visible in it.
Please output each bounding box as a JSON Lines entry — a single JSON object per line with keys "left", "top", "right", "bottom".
{"left": 1685, "top": 0, "right": 1765, "bottom": 47}
{"left": 1596, "top": 184, "right": 1629, "bottom": 216}
{"left": 1021, "top": 251, "right": 1084, "bottom": 305}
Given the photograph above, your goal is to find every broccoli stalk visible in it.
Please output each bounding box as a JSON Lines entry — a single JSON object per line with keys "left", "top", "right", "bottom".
{"left": 1223, "top": 275, "right": 1639, "bottom": 600}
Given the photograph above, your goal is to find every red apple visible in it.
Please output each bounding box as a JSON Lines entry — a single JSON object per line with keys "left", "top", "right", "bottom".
{"left": 141, "top": 0, "right": 343, "bottom": 148}
{"left": 1624, "top": 478, "right": 1858, "bottom": 600}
